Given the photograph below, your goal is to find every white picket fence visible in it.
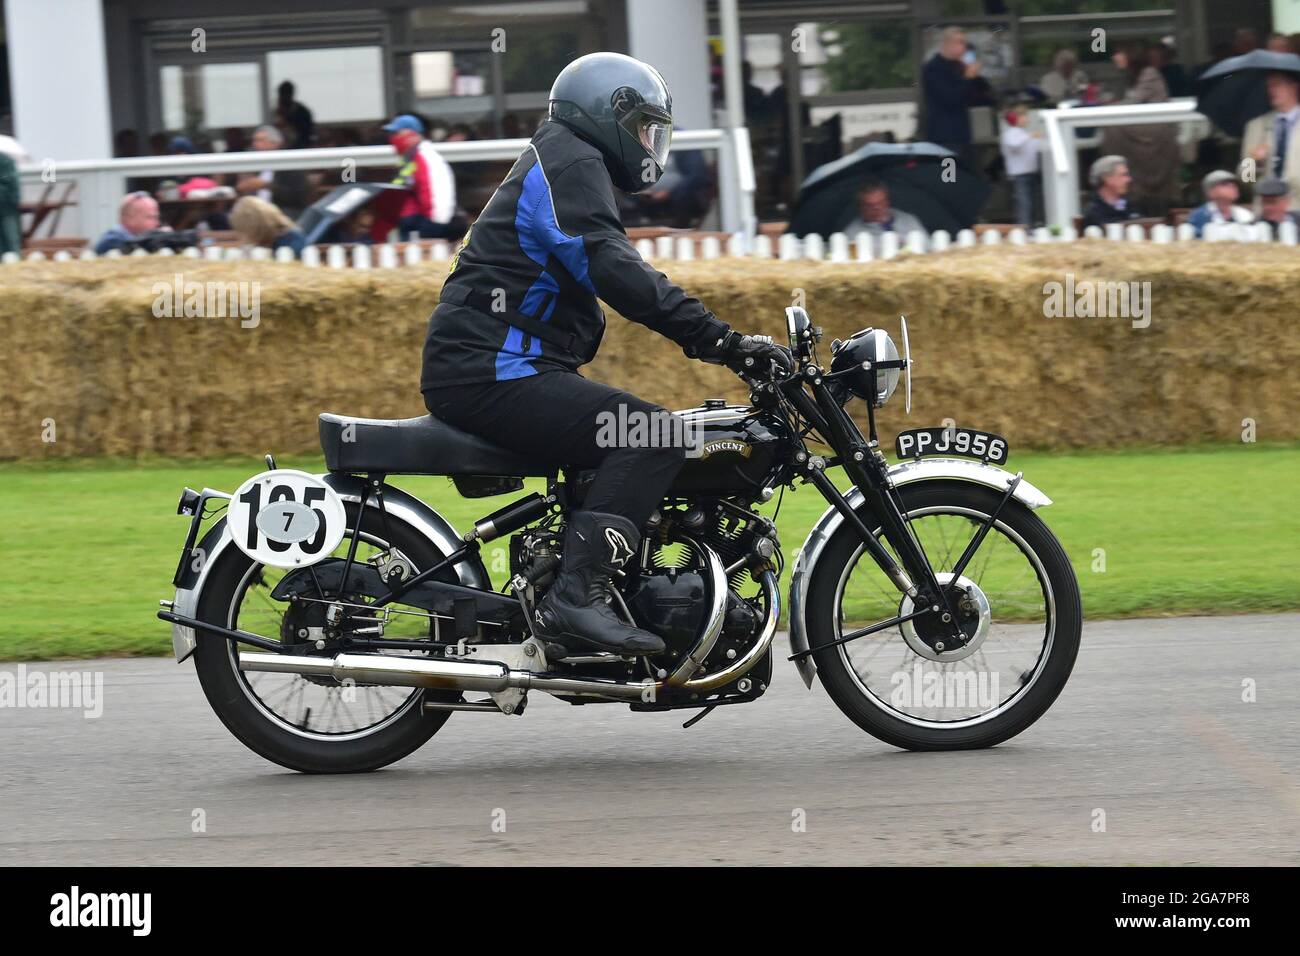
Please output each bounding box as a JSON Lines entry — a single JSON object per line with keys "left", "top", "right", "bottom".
{"left": 4, "top": 218, "right": 1297, "bottom": 268}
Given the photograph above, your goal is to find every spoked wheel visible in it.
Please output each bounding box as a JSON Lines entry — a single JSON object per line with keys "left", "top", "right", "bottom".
{"left": 192, "top": 503, "right": 463, "bottom": 773}
{"left": 807, "top": 481, "right": 1082, "bottom": 750}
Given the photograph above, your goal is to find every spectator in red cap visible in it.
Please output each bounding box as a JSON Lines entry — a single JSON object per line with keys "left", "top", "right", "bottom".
{"left": 371, "top": 114, "right": 461, "bottom": 242}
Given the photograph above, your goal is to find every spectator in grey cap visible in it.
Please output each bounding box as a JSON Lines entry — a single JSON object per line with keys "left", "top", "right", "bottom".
{"left": 1256, "top": 178, "right": 1300, "bottom": 237}
{"left": 1081, "top": 155, "right": 1143, "bottom": 229}
{"left": 1186, "top": 170, "right": 1254, "bottom": 237}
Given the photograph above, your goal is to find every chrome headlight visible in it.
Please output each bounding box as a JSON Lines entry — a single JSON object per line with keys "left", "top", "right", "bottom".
{"left": 830, "top": 327, "right": 902, "bottom": 408}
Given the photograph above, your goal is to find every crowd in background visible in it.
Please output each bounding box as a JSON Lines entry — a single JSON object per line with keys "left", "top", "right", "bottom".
{"left": 8, "top": 21, "right": 1300, "bottom": 257}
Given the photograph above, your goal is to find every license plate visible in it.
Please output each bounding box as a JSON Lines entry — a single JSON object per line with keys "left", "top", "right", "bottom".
{"left": 895, "top": 427, "right": 1009, "bottom": 465}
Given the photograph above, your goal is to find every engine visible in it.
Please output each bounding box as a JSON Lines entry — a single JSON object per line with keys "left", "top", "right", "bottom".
{"left": 627, "top": 499, "right": 781, "bottom": 685}
{"left": 508, "top": 493, "right": 780, "bottom": 693}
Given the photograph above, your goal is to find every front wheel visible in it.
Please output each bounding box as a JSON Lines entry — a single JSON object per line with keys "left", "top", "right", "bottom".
{"left": 806, "top": 481, "right": 1082, "bottom": 751}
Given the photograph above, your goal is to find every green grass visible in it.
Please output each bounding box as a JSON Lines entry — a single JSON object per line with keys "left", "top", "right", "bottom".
{"left": 1, "top": 444, "right": 1296, "bottom": 660}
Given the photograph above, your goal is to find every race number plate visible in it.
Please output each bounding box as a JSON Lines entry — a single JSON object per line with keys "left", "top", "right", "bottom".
{"left": 227, "top": 470, "right": 347, "bottom": 568}
{"left": 895, "top": 427, "right": 1009, "bottom": 465}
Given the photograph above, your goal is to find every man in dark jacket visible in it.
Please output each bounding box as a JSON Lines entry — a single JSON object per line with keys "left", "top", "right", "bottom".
{"left": 922, "top": 27, "right": 978, "bottom": 160}
{"left": 1081, "top": 154, "right": 1144, "bottom": 229}
{"left": 421, "top": 53, "right": 786, "bottom": 658}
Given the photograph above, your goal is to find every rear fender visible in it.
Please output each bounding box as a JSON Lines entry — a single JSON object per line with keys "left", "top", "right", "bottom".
{"left": 168, "top": 475, "right": 486, "bottom": 662}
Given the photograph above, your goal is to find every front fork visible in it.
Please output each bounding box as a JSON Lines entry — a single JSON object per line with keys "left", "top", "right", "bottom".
{"left": 786, "top": 380, "right": 963, "bottom": 653}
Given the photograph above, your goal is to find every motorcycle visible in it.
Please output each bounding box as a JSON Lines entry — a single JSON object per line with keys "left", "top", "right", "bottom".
{"left": 158, "top": 307, "right": 1081, "bottom": 772}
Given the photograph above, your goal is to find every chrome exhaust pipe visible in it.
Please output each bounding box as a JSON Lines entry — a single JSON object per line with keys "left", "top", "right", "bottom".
{"left": 237, "top": 548, "right": 778, "bottom": 703}
{"left": 239, "top": 651, "right": 511, "bottom": 693}
{"left": 239, "top": 650, "right": 654, "bottom": 701}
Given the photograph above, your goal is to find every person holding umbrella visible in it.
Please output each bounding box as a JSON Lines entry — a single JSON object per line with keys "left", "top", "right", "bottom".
{"left": 1242, "top": 71, "right": 1300, "bottom": 207}
{"left": 1199, "top": 48, "right": 1300, "bottom": 204}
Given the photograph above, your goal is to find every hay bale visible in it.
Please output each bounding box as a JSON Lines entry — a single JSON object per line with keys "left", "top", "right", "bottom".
{"left": 1, "top": 243, "right": 1297, "bottom": 461}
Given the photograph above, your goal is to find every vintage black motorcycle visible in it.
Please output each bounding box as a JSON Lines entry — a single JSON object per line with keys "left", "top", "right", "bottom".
{"left": 159, "top": 308, "right": 1081, "bottom": 773}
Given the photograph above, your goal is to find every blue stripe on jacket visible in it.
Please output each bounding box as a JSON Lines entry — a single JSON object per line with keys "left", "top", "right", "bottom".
{"left": 494, "top": 157, "right": 595, "bottom": 380}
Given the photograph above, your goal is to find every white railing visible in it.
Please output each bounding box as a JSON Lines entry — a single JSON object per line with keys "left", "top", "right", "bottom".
{"left": 6, "top": 219, "right": 1296, "bottom": 269}
{"left": 15, "top": 128, "right": 755, "bottom": 240}
{"left": 1039, "top": 98, "right": 1207, "bottom": 230}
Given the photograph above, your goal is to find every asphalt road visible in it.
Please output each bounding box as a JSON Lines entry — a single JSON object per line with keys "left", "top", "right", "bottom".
{"left": 2, "top": 614, "right": 1297, "bottom": 866}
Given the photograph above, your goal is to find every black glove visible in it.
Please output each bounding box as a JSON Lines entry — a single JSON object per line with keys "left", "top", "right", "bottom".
{"left": 687, "top": 330, "right": 793, "bottom": 375}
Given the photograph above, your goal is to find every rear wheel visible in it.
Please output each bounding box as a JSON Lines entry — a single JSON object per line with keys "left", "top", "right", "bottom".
{"left": 807, "top": 481, "right": 1082, "bottom": 751}
{"left": 193, "top": 503, "right": 463, "bottom": 773}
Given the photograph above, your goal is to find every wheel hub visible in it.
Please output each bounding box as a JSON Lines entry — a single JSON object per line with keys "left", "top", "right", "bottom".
{"left": 898, "top": 572, "right": 991, "bottom": 662}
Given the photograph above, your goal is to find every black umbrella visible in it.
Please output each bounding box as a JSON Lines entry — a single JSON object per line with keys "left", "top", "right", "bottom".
{"left": 786, "top": 141, "right": 991, "bottom": 238}
{"left": 1196, "top": 50, "right": 1300, "bottom": 138}
{"left": 297, "top": 182, "right": 408, "bottom": 245}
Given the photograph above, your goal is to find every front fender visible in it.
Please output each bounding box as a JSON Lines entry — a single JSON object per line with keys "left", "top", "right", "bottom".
{"left": 168, "top": 474, "right": 486, "bottom": 663}
{"left": 787, "top": 458, "right": 1051, "bottom": 689}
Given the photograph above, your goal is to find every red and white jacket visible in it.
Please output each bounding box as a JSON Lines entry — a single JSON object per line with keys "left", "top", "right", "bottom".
{"left": 373, "top": 139, "right": 456, "bottom": 239}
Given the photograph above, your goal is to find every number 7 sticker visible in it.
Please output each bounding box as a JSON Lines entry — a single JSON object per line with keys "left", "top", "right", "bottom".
{"left": 228, "top": 469, "right": 347, "bottom": 568}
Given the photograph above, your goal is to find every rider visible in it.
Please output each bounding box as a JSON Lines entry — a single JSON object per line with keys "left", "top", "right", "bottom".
{"left": 421, "top": 52, "right": 786, "bottom": 658}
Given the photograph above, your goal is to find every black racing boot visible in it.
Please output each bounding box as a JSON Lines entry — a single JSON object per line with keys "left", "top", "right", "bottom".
{"left": 533, "top": 511, "right": 666, "bottom": 657}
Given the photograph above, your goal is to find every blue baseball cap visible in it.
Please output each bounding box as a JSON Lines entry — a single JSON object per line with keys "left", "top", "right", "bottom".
{"left": 382, "top": 114, "right": 426, "bottom": 135}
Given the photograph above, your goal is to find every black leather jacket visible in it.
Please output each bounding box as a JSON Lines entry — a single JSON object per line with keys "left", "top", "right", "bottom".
{"left": 420, "top": 120, "right": 729, "bottom": 391}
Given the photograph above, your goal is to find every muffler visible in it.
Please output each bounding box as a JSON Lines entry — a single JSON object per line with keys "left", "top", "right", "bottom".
{"left": 239, "top": 650, "right": 652, "bottom": 701}
{"left": 238, "top": 547, "right": 779, "bottom": 703}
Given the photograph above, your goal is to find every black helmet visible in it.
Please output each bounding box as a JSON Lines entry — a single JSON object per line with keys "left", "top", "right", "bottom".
{"left": 549, "top": 52, "right": 673, "bottom": 193}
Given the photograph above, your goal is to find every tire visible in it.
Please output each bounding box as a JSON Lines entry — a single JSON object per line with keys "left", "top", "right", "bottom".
{"left": 806, "top": 480, "right": 1082, "bottom": 751}
{"left": 192, "top": 502, "right": 462, "bottom": 773}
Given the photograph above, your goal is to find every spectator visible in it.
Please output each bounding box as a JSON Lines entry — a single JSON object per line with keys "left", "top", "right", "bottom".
{"left": 741, "top": 61, "right": 771, "bottom": 121}
{"left": 168, "top": 135, "right": 198, "bottom": 155}
{"left": 223, "top": 127, "right": 249, "bottom": 154}
{"left": 276, "top": 81, "right": 315, "bottom": 148}
{"left": 1082, "top": 155, "right": 1143, "bottom": 228}
{"left": 113, "top": 129, "right": 140, "bottom": 158}
{"left": 1152, "top": 42, "right": 1191, "bottom": 98}
{"left": 1242, "top": 71, "right": 1300, "bottom": 208}
{"left": 638, "top": 137, "right": 713, "bottom": 228}
{"left": 840, "top": 178, "right": 926, "bottom": 240}
{"left": 230, "top": 196, "right": 306, "bottom": 255}
{"left": 0, "top": 131, "right": 29, "bottom": 163}
{"left": 1102, "top": 41, "right": 1179, "bottom": 215}
{"left": 1038, "top": 49, "right": 1089, "bottom": 103}
{"left": 1256, "top": 178, "right": 1300, "bottom": 235}
{"left": 1267, "top": 32, "right": 1291, "bottom": 53}
{"left": 235, "top": 125, "right": 310, "bottom": 220}
{"left": 1000, "top": 99, "right": 1042, "bottom": 226}
{"left": 1186, "top": 170, "right": 1254, "bottom": 236}
{"left": 94, "top": 191, "right": 162, "bottom": 254}
{"left": 0, "top": 150, "right": 20, "bottom": 257}
{"left": 922, "top": 26, "right": 978, "bottom": 163}
{"left": 371, "top": 113, "right": 460, "bottom": 241}
{"left": 1234, "top": 28, "right": 1260, "bottom": 55}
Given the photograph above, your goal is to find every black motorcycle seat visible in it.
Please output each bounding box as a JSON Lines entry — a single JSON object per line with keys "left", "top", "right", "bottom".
{"left": 318, "top": 413, "right": 552, "bottom": 477}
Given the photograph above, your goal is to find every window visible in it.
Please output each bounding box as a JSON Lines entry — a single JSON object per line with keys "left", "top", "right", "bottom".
{"left": 160, "top": 62, "right": 262, "bottom": 131}
{"left": 266, "top": 47, "right": 385, "bottom": 123}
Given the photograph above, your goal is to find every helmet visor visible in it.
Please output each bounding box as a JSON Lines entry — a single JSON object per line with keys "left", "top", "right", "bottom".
{"left": 620, "top": 109, "right": 672, "bottom": 169}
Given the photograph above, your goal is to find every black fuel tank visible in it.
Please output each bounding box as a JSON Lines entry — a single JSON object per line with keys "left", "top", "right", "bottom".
{"left": 670, "top": 401, "right": 784, "bottom": 496}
